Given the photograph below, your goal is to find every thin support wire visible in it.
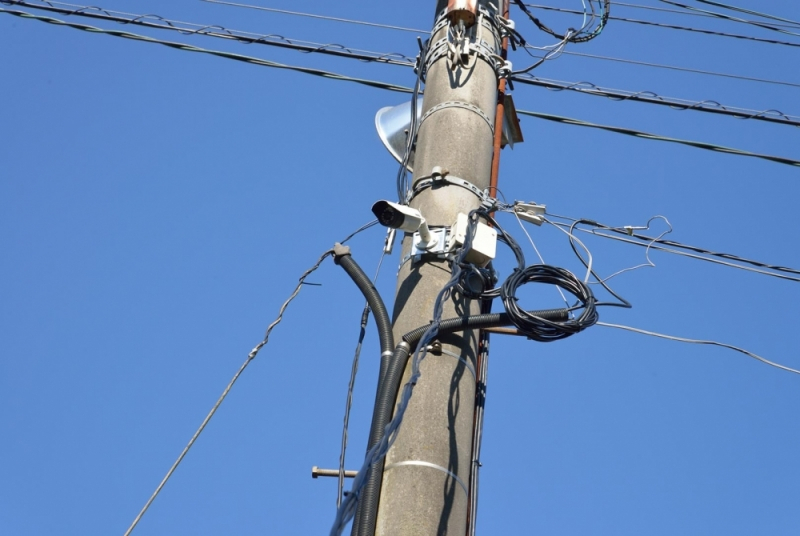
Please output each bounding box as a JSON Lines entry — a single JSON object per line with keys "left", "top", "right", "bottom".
{"left": 201, "top": 0, "right": 427, "bottom": 34}
{"left": 587, "top": 216, "right": 673, "bottom": 284}
{"left": 123, "top": 249, "right": 332, "bottom": 536}
{"left": 598, "top": 322, "right": 800, "bottom": 375}
{"left": 511, "top": 210, "right": 572, "bottom": 310}
{"left": 123, "top": 221, "right": 376, "bottom": 535}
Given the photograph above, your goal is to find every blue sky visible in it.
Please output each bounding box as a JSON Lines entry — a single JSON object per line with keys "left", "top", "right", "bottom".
{"left": 2, "top": 1, "right": 799, "bottom": 534}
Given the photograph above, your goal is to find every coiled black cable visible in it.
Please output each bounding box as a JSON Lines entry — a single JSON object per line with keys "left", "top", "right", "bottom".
{"left": 500, "top": 265, "right": 598, "bottom": 341}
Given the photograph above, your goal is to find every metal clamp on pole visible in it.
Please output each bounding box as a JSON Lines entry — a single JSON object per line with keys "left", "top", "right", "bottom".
{"left": 407, "top": 167, "right": 492, "bottom": 205}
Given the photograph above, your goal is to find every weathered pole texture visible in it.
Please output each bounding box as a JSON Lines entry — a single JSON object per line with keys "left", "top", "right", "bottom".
{"left": 375, "top": 1, "right": 502, "bottom": 534}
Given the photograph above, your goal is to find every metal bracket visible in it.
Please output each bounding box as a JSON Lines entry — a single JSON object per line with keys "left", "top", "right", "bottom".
{"left": 423, "top": 14, "right": 501, "bottom": 77}
{"left": 514, "top": 201, "right": 547, "bottom": 225}
{"left": 425, "top": 344, "right": 477, "bottom": 379}
{"left": 399, "top": 226, "right": 451, "bottom": 267}
{"left": 418, "top": 100, "right": 494, "bottom": 134}
{"left": 383, "top": 460, "right": 469, "bottom": 497}
{"left": 407, "top": 168, "right": 491, "bottom": 206}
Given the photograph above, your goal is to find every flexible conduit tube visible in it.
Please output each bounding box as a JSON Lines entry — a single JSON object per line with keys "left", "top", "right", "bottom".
{"left": 354, "top": 307, "right": 569, "bottom": 536}
{"left": 332, "top": 242, "right": 397, "bottom": 536}
{"left": 333, "top": 243, "right": 395, "bottom": 357}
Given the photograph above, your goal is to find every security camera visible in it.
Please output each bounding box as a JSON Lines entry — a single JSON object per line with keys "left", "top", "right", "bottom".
{"left": 371, "top": 200, "right": 435, "bottom": 249}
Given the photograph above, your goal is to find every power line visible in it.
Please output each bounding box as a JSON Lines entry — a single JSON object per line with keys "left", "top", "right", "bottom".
{"left": 511, "top": 75, "right": 800, "bottom": 127}
{"left": 524, "top": 3, "right": 800, "bottom": 48}
{"left": 696, "top": 0, "right": 800, "bottom": 28}
{"left": 201, "top": 0, "right": 427, "bottom": 34}
{"left": 545, "top": 216, "right": 800, "bottom": 283}
{"left": 522, "top": 46, "right": 800, "bottom": 89}
{"left": 10, "top": 1, "right": 799, "bottom": 129}
{"left": 1, "top": 0, "right": 416, "bottom": 66}
{"left": 14, "top": 0, "right": 799, "bottom": 92}
{"left": 598, "top": 322, "right": 800, "bottom": 375}
{"left": 0, "top": 7, "right": 415, "bottom": 93}
{"left": 609, "top": 0, "right": 800, "bottom": 28}
{"left": 659, "top": 0, "right": 800, "bottom": 38}
{"left": 7, "top": 6, "right": 797, "bottom": 168}
{"left": 515, "top": 108, "right": 800, "bottom": 168}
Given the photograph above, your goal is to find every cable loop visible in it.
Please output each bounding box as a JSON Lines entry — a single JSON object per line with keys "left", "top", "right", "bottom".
{"left": 500, "top": 265, "right": 598, "bottom": 341}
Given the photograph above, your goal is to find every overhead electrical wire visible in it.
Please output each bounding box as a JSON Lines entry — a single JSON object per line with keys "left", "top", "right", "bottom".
{"left": 598, "top": 322, "right": 800, "bottom": 375}
{"left": 5, "top": 6, "right": 799, "bottom": 169}
{"left": 511, "top": 75, "right": 800, "bottom": 127}
{"left": 201, "top": 0, "right": 427, "bottom": 34}
{"left": 530, "top": 48, "right": 800, "bottom": 89}
{"left": 659, "top": 0, "right": 800, "bottom": 38}
{"left": 696, "top": 0, "right": 800, "bottom": 28}
{"left": 0, "top": 0, "right": 417, "bottom": 66}
{"left": 0, "top": 7, "right": 416, "bottom": 93}
{"left": 524, "top": 3, "right": 800, "bottom": 48}
{"left": 14, "top": 0, "right": 799, "bottom": 97}
{"left": 544, "top": 216, "right": 800, "bottom": 282}
{"left": 611, "top": 0, "right": 800, "bottom": 28}
{"left": 516, "top": 108, "right": 800, "bottom": 168}
{"left": 513, "top": 0, "right": 610, "bottom": 43}
{"left": 9, "top": 1, "right": 800, "bottom": 129}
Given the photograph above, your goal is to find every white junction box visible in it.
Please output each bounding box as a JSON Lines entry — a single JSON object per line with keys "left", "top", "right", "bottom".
{"left": 448, "top": 213, "right": 497, "bottom": 268}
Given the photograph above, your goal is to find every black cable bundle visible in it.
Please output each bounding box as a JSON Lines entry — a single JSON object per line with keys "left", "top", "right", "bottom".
{"left": 500, "top": 264, "right": 598, "bottom": 341}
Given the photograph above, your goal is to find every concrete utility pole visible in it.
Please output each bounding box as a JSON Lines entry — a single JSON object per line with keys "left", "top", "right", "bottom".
{"left": 374, "top": 1, "right": 505, "bottom": 534}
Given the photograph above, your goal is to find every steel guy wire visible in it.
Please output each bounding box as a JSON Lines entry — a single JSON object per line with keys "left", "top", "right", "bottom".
{"left": 511, "top": 76, "right": 800, "bottom": 127}
{"left": 524, "top": 3, "right": 800, "bottom": 47}
{"left": 598, "top": 322, "right": 800, "bottom": 376}
{"left": 6, "top": 7, "right": 800, "bottom": 169}
{"left": 337, "top": 249, "right": 386, "bottom": 509}
{"left": 515, "top": 108, "right": 800, "bottom": 168}
{"left": 696, "top": 0, "right": 800, "bottom": 28}
{"left": 122, "top": 221, "right": 376, "bottom": 536}
{"left": 659, "top": 0, "right": 800, "bottom": 38}
{"left": 1, "top": 0, "right": 417, "bottom": 66}
{"left": 201, "top": 0, "right": 427, "bottom": 34}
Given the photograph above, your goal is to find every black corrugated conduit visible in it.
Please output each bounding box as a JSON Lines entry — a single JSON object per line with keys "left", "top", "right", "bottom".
{"left": 333, "top": 243, "right": 401, "bottom": 536}
{"left": 353, "top": 306, "right": 570, "bottom": 536}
